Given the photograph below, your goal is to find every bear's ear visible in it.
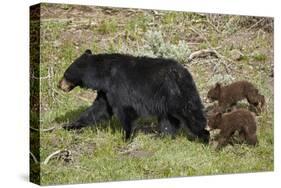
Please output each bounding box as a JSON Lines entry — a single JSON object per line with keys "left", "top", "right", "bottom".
{"left": 85, "top": 49, "right": 92, "bottom": 55}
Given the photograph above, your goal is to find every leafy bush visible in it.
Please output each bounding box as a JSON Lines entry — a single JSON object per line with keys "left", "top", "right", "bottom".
{"left": 119, "top": 30, "right": 191, "bottom": 63}
{"left": 142, "top": 30, "right": 191, "bottom": 63}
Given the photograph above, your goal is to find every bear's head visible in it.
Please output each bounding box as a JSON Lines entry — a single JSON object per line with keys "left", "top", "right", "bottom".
{"left": 206, "top": 112, "right": 222, "bottom": 130}
{"left": 207, "top": 82, "right": 221, "bottom": 102}
{"left": 58, "top": 49, "right": 92, "bottom": 92}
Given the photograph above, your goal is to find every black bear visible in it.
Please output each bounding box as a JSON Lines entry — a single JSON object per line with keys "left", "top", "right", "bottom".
{"left": 207, "top": 109, "right": 258, "bottom": 150}
{"left": 58, "top": 49, "right": 209, "bottom": 142}
{"left": 207, "top": 81, "right": 265, "bottom": 113}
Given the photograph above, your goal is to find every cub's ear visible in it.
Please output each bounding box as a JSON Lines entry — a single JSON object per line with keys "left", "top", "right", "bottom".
{"left": 215, "top": 112, "right": 222, "bottom": 117}
{"left": 215, "top": 82, "right": 221, "bottom": 88}
{"left": 215, "top": 112, "right": 222, "bottom": 121}
{"left": 85, "top": 49, "right": 92, "bottom": 55}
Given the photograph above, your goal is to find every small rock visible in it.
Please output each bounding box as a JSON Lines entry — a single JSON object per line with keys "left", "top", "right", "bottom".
{"left": 230, "top": 49, "right": 244, "bottom": 61}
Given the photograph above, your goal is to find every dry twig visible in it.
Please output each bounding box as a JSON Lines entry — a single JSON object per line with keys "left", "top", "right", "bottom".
{"left": 206, "top": 17, "right": 220, "bottom": 33}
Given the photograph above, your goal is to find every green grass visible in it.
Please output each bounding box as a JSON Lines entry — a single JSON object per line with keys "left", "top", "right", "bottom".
{"left": 252, "top": 53, "right": 267, "bottom": 61}
{"left": 97, "top": 20, "right": 118, "bottom": 34}
{"left": 31, "top": 4, "right": 274, "bottom": 185}
{"left": 38, "top": 124, "right": 273, "bottom": 185}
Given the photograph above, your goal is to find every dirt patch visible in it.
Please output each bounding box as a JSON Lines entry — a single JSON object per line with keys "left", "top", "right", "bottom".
{"left": 117, "top": 141, "right": 154, "bottom": 158}
{"left": 41, "top": 4, "right": 144, "bottom": 24}
{"left": 41, "top": 4, "right": 101, "bottom": 20}
{"left": 118, "top": 148, "right": 154, "bottom": 158}
{"left": 71, "top": 141, "right": 97, "bottom": 155}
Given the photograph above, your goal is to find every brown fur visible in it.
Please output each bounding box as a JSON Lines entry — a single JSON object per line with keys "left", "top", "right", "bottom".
{"left": 207, "top": 81, "right": 265, "bottom": 112}
{"left": 207, "top": 109, "right": 258, "bottom": 149}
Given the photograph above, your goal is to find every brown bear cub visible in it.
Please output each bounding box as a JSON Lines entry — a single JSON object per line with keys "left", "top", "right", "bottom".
{"left": 207, "top": 109, "right": 258, "bottom": 149}
{"left": 207, "top": 80, "right": 265, "bottom": 113}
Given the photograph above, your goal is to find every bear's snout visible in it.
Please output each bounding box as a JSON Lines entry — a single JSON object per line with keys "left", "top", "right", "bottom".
{"left": 205, "top": 97, "right": 214, "bottom": 103}
{"left": 58, "top": 78, "right": 75, "bottom": 92}
{"left": 205, "top": 125, "right": 211, "bottom": 131}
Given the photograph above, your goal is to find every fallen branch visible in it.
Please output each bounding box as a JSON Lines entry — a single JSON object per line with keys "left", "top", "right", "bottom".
{"left": 188, "top": 48, "right": 231, "bottom": 74}
{"left": 30, "top": 126, "right": 56, "bottom": 132}
{"left": 30, "top": 149, "right": 71, "bottom": 165}
{"left": 31, "top": 74, "right": 51, "bottom": 80}
{"left": 188, "top": 26, "right": 232, "bottom": 72}
{"left": 43, "top": 149, "right": 72, "bottom": 165}
{"left": 43, "top": 150, "right": 62, "bottom": 165}
{"left": 246, "top": 18, "right": 265, "bottom": 31}
{"left": 188, "top": 49, "right": 218, "bottom": 62}
{"left": 188, "top": 25, "right": 239, "bottom": 76}
{"left": 30, "top": 151, "right": 39, "bottom": 164}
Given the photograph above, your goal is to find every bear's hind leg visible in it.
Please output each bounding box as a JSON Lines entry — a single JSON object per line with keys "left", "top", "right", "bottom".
{"left": 245, "top": 133, "right": 258, "bottom": 146}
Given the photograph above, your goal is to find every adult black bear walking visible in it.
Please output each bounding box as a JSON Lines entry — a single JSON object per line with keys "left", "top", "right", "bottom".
{"left": 58, "top": 49, "right": 209, "bottom": 143}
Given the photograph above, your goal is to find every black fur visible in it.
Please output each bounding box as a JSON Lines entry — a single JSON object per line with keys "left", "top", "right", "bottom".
{"left": 59, "top": 50, "right": 209, "bottom": 142}
{"left": 63, "top": 91, "right": 113, "bottom": 130}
